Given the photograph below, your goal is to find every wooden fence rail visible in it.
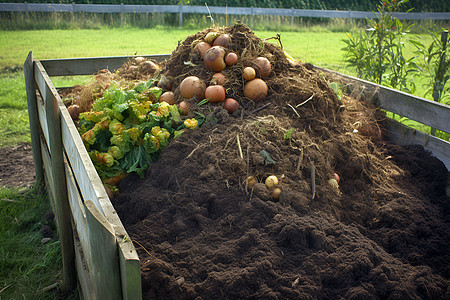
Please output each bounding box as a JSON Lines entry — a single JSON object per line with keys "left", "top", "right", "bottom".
{"left": 2, "top": 3, "right": 449, "bottom": 27}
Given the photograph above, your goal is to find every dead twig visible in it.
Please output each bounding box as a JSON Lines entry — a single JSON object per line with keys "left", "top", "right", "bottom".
{"left": 236, "top": 134, "right": 243, "bottom": 159}
{"left": 310, "top": 161, "right": 316, "bottom": 200}
{"left": 263, "top": 34, "right": 283, "bottom": 49}
{"left": 296, "top": 94, "right": 314, "bottom": 108}
{"left": 287, "top": 104, "right": 301, "bottom": 118}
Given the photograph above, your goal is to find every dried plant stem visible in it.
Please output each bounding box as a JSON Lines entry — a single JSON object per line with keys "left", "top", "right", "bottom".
{"left": 236, "top": 134, "right": 243, "bottom": 159}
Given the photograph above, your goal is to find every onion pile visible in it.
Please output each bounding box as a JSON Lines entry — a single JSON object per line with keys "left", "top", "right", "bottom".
{"left": 156, "top": 29, "right": 275, "bottom": 116}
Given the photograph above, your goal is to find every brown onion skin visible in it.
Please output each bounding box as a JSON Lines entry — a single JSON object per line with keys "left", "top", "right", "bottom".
{"left": 159, "top": 91, "right": 175, "bottom": 105}
{"left": 212, "top": 34, "right": 231, "bottom": 48}
{"left": 225, "top": 52, "right": 238, "bottom": 66}
{"left": 211, "top": 73, "right": 226, "bottom": 85}
{"left": 244, "top": 79, "right": 268, "bottom": 102}
{"left": 243, "top": 67, "right": 256, "bottom": 81}
{"left": 205, "top": 85, "right": 226, "bottom": 103}
{"left": 179, "top": 101, "right": 190, "bottom": 115}
{"left": 67, "top": 104, "right": 80, "bottom": 121}
{"left": 253, "top": 57, "right": 271, "bottom": 79}
{"left": 204, "top": 46, "right": 226, "bottom": 72}
{"left": 179, "top": 76, "right": 206, "bottom": 99}
{"left": 224, "top": 98, "right": 239, "bottom": 113}
{"left": 196, "top": 41, "right": 211, "bottom": 57}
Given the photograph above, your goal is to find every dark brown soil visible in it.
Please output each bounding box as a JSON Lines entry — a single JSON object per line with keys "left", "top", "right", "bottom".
{"left": 108, "top": 25, "right": 450, "bottom": 300}
{"left": 0, "top": 143, "right": 35, "bottom": 188}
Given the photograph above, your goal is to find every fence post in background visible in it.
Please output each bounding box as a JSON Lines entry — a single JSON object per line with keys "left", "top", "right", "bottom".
{"left": 179, "top": 4, "right": 183, "bottom": 27}
{"left": 71, "top": 2, "right": 76, "bottom": 22}
{"left": 23, "top": 52, "right": 44, "bottom": 188}
{"left": 291, "top": 7, "right": 294, "bottom": 25}
{"left": 121, "top": 3, "right": 124, "bottom": 26}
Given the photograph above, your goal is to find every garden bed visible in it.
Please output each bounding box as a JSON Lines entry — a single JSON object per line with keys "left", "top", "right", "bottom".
{"left": 26, "top": 24, "right": 449, "bottom": 299}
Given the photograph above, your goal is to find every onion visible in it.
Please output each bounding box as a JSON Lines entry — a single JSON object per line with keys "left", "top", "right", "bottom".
{"left": 67, "top": 104, "right": 80, "bottom": 121}
{"left": 211, "top": 73, "right": 226, "bottom": 85}
{"left": 244, "top": 79, "right": 268, "bottom": 102}
{"left": 134, "top": 56, "right": 145, "bottom": 64}
{"left": 204, "top": 46, "right": 226, "bottom": 72}
{"left": 157, "top": 74, "right": 173, "bottom": 91}
{"left": 246, "top": 176, "right": 257, "bottom": 189}
{"left": 213, "top": 34, "right": 231, "bottom": 48}
{"left": 224, "top": 98, "right": 239, "bottom": 114}
{"left": 272, "top": 187, "right": 282, "bottom": 200}
{"left": 138, "top": 60, "right": 159, "bottom": 75}
{"left": 225, "top": 52, "right": 238, "bottom": 66}
{"left": 253, "top": 57, "right": 271, "bottom": 79}
{"left": 243, "top": 67, "right": 256, "bottom": 81}
{"left": 179, "top": 101, "right": 190, "bottom": 115}
{"left": 195, "top": 41, "right": 211, "bottom": 57}
{"left": 205, "top": 85, "right": 226, "bottom": 103}
{"left": 204, "top": 31, "right": 219, "bottom": 44}
{"left": 179, "top": 76, "right": 206, "bottom": 99}
{"left": 159, "top": 91, "right": 175, "bottom": 105}
{"left": 265, "top": 175, "right": 279, "bottom": 189}
{"left": 332, "top": 173, "right": 340, "bottom": 184}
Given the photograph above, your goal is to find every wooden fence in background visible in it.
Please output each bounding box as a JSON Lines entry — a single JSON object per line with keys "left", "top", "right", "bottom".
{"left": 1, "top": 3, "right": 449, "bottom": 26}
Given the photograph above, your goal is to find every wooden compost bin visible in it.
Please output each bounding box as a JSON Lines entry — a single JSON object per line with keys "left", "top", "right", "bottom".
{"left": 24, "top": 52, "right": 450, "bottom": 300}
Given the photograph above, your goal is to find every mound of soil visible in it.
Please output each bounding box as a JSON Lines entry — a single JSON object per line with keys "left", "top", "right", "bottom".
{"left": 108, "top": 24, "right": 450, "bottom": 299}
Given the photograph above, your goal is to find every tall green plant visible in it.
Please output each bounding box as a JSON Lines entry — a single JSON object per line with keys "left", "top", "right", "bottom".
{"left": 411, "top": 30, "right": 450, "bottom": 104}
{"left": 342, "top": 0, "right": 416, "bottom": 92}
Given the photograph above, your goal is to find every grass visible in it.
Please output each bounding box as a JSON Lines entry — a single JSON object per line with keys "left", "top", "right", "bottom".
{"left": 0, "top": 186, "right": 78, "bottom": 299}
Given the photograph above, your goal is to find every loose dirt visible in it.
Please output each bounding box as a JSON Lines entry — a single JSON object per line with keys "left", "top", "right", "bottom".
{"left": 109, "top": 25, "right": 450, "bottom": 299}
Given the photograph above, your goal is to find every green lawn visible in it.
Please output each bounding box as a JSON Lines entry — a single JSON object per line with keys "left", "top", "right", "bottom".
{"left": 0, "top": 27, "right": 438, "bottom": 147}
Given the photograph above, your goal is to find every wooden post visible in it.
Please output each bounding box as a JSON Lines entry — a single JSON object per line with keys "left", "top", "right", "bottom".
{"left": 178, "top": 4, "right": 183, "bottom": 27}
{"left": 85, "top": 200, "right": 122, "bottom": 300}
{"left": 41, "top": 62, "right": 76, "bottom": 292}
{"left": 24, "top": 52, "right": 44, "bottom": 187}
{"left": 121, "top": 3, "right": 124, "bottom": 26}
{"left": 291, "top": 7, "right": 294, "bottom": 25}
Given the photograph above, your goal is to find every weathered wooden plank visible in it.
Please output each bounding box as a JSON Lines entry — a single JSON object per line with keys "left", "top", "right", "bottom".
{"left": 41, "top": 54, "right": 170, "bottom": 77}
{"left": 40, "top": 137, "right": 55, "bottom": 211}
{"left": 84, "top": 200, "right": 122, "bottom": 300}
{"left": 60, "top": 97, "right": 142, "bottom": 298}
{"left": 74, "top": 234, "right": 95, "bottom": 300}
{"left": 24, "top": 52, "right": 44, "bottom": 187}
{"left": 118, "top": 240, "right": 142, "bottom": 300}
{"left": 65, "top": 161, "right": 91, "bottom": 268}
{"left": 318, "top": 67, "right": 450, "bottom": 134}
{"left": 35, "top": 59, "right": 76, "bottom": 291}
{"left": 60, "top": 98, "right": 106, "bottom": 215}
{"left": 387, "top": 118, "right": 450, "bottom": 171}
{"left": 35, "top": 93, "right": 50, "bottom": 145}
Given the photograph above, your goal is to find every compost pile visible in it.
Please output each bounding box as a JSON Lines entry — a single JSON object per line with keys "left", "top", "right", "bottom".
{"left": 68, "top": 24, "right": 449, "bottom": 299}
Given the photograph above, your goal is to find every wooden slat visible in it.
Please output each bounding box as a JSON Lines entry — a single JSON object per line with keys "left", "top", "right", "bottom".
{"left": 65, "top": 161, "right": 91, "bottom": 268}
{"left": 118, "top": 241, "right": 142, "bottom": 300}
{"left": 36, "top": 92, "right": 50, "bottom": 145}
{"left": 84, "top": 200, "right": 122, "bottom": 300}
{"left": 35, "top": 60, "right": 76, "bottom": 291}
{"left": 40, "top": 137, "right": 55, "bottom": 211}
{"left": 319, "top": 67, "right": 450, "bottom": 134}
{"left": 387, "top": 118, "right": 450, "bottom": 171}
{"left": 60, "top": 99, "right": 106, "bottom": 215}
{"left": 60, "top": 102, "right": 143, "bottom": 298}
{"left": 41, "top": 54, "right": 170, "bottom": 77}
{"left": 24, "top": 52, "right": 44, "bottom": 187}
{"left": 74, "top": 235, "right": 95, "bottom": 300}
